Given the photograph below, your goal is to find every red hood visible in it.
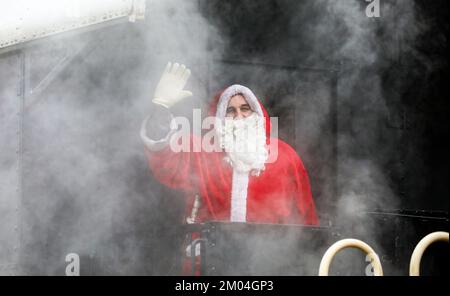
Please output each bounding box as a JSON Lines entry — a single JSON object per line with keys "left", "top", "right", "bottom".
{"left": 208, "top": 85, "right": 271, "bottom": 144}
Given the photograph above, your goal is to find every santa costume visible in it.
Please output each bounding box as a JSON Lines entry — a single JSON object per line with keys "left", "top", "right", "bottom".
{"left": 141, "top": 84, "right": 318, "bottom": 226}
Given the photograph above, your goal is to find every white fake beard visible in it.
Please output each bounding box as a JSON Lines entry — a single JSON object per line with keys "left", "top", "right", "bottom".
{"left": 218, "top": 113, "right": 268, "bottom": 176}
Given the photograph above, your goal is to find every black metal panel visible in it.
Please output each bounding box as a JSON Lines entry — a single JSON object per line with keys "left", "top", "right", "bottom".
{"left": 363, "top": 211, "right": 449, "bottom": 276}
{"left": 182, "top": 213, "right": 448, "bottom": 276}
{"left": 191, "top": 222, "right": 340, "bottom": 276}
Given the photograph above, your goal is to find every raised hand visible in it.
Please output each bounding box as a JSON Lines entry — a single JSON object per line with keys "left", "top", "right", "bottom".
{"left": 152, "top": 62, "right": 193, "bottom": 108}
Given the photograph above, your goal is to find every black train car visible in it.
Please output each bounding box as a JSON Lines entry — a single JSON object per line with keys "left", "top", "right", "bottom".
{"left": 183, "top": 211, "right": 448, "bottom": 276}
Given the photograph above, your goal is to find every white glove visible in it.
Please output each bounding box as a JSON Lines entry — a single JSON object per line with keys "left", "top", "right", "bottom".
{"left": 152, "top": 62, "right": 193, "bottom": 108}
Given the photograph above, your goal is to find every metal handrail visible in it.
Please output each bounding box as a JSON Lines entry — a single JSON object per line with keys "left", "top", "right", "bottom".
{"left": 318, "top": 238, "right": 383, "bottom": 276}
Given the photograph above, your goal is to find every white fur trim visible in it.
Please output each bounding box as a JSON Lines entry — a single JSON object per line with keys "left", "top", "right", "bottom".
{"left": 230, "top": 169, "right": 249, "bottom": 222}
{"left": 217, "top": 85, "right": 267, "bottom": 222}
{"left": 216, "top": 84, "right": 264, "bottom": 120}
{"left": 140, "top": 115, "right": 177, "bottom": 151}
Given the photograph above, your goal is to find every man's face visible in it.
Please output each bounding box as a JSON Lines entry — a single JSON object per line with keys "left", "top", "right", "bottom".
{"left": 226, "top": 94, "right": 253, "bottom": 119}
{"left": 220, "top": 94, "right": 267, "bottom": 174}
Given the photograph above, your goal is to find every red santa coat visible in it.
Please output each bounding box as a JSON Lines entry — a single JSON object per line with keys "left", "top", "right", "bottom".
{"left": 143, "top": 85, "right": 318, "bottom": 225}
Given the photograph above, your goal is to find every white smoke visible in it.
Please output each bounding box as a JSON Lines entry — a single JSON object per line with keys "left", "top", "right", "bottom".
{"left": 1, "top": 0, "right": 222, "bottom": 275}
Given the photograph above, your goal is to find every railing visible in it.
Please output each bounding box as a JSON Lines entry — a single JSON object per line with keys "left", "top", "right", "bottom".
{"left": 318, "top": 238, "right": 383, "bottom": 276}
{"left": 409, "top": 231, "right": 449, "bottom": 276}
{"left": 318, "top": 231, "right": 449, "bottom": 276}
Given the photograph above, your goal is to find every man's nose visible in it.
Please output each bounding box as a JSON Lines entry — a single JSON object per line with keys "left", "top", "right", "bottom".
{"left": 235, "top": 112, "right": 244, "bottom": 120}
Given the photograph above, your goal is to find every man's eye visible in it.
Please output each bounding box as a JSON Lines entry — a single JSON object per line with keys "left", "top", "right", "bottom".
{"left": 226, "top": 108, "right": 235, "bottom": 114}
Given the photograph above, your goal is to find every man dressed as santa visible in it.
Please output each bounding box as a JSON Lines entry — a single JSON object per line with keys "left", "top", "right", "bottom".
{"left": 140, "top": 62, "right": 318, "bottom": 226}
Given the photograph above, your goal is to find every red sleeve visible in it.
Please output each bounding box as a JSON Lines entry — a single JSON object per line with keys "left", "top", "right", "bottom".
{"left": 144, "top": 134, "right": 200, "bottom": 192}
{"left": 289, "top": 147, "right": 319, "bottom": 226}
